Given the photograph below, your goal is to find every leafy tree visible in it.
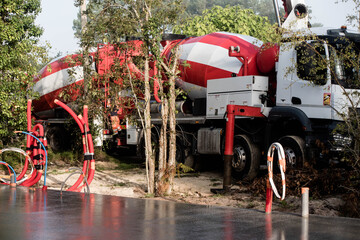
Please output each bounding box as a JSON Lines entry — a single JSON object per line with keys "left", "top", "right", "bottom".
{"left": 173, "top": 5, "right": 280, "bottom": 43}
{"left": 183, "top": 0, "right": 277, "bottom": 23}
{"left": 79, "top": 0, "right": 184, "bottom": 195}
{"left": 73, "top": 0, "right": 278, "bottom": 39}
{"left": 0, "top": 0, "right": 47, "bottom": 143}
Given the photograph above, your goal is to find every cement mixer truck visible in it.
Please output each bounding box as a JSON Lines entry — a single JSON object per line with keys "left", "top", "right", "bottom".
{"left": 32, "top": 0, "right": 360, "bottom": 180}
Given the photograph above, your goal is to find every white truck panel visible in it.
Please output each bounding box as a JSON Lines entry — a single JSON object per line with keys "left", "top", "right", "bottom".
{"left": 206, "top": 76, "right": 268, "bottom": 118}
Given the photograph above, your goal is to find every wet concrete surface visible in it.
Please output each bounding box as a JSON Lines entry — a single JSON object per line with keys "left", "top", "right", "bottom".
{"left": 0, "top": 186, "right": 359, "bottom": 240}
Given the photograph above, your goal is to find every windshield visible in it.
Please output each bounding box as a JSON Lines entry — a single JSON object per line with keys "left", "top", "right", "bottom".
{"left": 328, "top": 38, "right": 360, "bottom": 89}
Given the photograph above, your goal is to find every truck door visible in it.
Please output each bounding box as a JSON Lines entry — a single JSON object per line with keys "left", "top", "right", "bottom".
{"left": 289, "top": 41, "right": 332, "bottom": 119}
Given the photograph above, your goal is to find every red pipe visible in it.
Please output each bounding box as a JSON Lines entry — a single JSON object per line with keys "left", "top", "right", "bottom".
{"left": 22, "top": 170, "right": 42, "bottom": 187}
{"left": 74, "top": 109, "right": 95, "bottom": 192}
{"left": 265, "top": 180, "right": 273, "bottom": 214}
{"left": 223, "top": 104, "right": 235, "bottom": 192}
{"left": 83, "top": 105, "right": 89, "bottom": 127}
{"left": 152, "top": 63, "right": 161, "bottom": 103}
{"left": 153, "top": 78, "right": 161, "bottom": 103}
{"left": 224, "top": 105, "right": 235, "bottom": 156}
{"left": 54, "top": 100, "right": 84, "bottom": 132}
{"left": 32, "top": 124, "right": 46, "bottom": 166}
{"left": 17, "top": 100, "right": 33, "bottom": 181}
{"left": 54, "top": 100, "right": 93, "bottom": 191}
{"left": 54, "top": 99, "right": 86, "bottom": 152}
{"left": 21, "top": 131, "right": 41, "bottom": 186}
{"left": 82, "top": 105, "right": 95, "bottom": 187}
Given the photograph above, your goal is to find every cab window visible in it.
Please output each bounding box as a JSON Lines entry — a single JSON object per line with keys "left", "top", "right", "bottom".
{"left": 296, "top": 42, "right": 327, "bottom": 85}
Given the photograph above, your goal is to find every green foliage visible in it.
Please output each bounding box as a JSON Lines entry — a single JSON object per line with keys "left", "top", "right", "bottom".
{"left": 0, "top": 0, "right": 48, "bottom": 144}
{"left": 183, "top": 0, "right": 277, "bottom": 23}
{"left": 176, "top": 163, "right": 194, "bottom": 177}
{"left": 73, "top": 0, "right": 277, "bottom": 41}
{"left": 47, "top": 149, "right": 82, "bottom": 165}
{"left": 173, "top": 5, "right": 280, "bottom": 43}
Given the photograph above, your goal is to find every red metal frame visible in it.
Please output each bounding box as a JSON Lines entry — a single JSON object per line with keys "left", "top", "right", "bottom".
{"left": 223, "top": 104, "right": 265, "bottom": 191}
{"left": 224, "top": 105, "right": 265, "bottom": 156}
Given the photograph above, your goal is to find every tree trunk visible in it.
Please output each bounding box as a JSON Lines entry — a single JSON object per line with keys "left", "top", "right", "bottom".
{"left": 81, "top": 0, "right": 89, "bottom": 100}
{"left": 166, "top": 75, "right": 177, "bottom": 195}
{"left": 144, "top": 57, "right": 155, "bottom": 194}
{"left": 157, "top": 97, "right": 169, "bottom": 195}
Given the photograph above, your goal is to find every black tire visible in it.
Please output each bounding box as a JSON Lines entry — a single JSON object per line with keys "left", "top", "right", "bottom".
{"left": 278, "top": 135, "right": 306, "bottom": 169}
{"left": 231, "top": 135, "right": 261, "bottom": 181}
{"left": 46, "top": 126, "right": 69, "bottom": 152}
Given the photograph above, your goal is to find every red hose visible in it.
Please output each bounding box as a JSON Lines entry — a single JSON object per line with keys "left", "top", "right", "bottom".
{"left": 20, "top": 124, "right": 47, "bottom": 187}
{"left": 82, "top": 105, "right": 95, "bottom": 187}
{"left": 54, "top": 100, "right": 95, "bottom": 191}
{"left": 17, "top": 100, "right": 33, "bottom": 181}
{"left": 74, "top": 109, "right": 95, "bottom": 192}
{"left": 22, "top": 170, "right": 42, "bottom": 187}
{"left": 54, "top": 100, "right": 84, "bottom": 132}
{"left": 21, "top": 131, "right": 40, "bottom": 186}
{"left": 152, "top": 63, "right": 161, "bottom": 103}
{"left": 32, "top": 124, "right": 46, "bottom": 166}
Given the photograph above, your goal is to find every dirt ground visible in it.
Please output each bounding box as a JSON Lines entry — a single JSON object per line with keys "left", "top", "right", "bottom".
{"left": 44, "top": 157, "right": 349, "bottom": 218}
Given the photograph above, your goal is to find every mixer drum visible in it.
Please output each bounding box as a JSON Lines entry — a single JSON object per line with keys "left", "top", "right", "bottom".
{"left": 166, "top": 32, "right": 263, "bottom": 100}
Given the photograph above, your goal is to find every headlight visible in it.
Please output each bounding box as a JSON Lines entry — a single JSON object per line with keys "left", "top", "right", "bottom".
{"left": 332, "top": 133, "right": 352, "bottom": 150}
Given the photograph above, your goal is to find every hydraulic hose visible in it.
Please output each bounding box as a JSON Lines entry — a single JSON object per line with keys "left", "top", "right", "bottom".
{"left": 60, "top": 167, "right": 90, "bottom": 195}
{"left": 54, "top": 100, "right": 95, "bottom": 192}
{"left": 0, "top": 162, "right": 11, "bottom": 178}
{"left": 267, "top": 142, "right": 286, "bottom": 200}
{"left": 16, "top": 99, "right": 33, "bottom": 181}
{"left": 74, "top": 113, "right": 95, "bottom": 192}
{"left": 0, "top": 148, "right": 34, "bottom": 185}
{"left": 32, "top": 124, "right": 45, "bottom": 164}
{"left": 15, "top": 131, "right": 48, "bottom": 187}
{"left": 0, "top": 161, "right": 17, "bottom": 185}
{"left": 20, "top": 131, "right": 39, "bottom": 187}
{"left": 22, "top": 170, "right": 42, "bottom": 187}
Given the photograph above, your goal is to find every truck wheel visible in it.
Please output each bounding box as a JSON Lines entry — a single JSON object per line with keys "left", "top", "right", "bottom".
{"left": 232, "top": 135, "right": 261, "bottom": 181}
{"left": 278, "top": 135, "right": 306, "bottom": 169}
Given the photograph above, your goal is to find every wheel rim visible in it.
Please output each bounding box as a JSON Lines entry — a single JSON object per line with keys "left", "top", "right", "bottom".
{"left": 232, "top": 146, "right": 246, "bottom": 172}
{"left": 283, "top": 147, "right": 297, "bottom": 168}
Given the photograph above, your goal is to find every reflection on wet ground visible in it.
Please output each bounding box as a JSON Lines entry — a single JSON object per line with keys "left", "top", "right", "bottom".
{"left": 0, "top": 186, "right": 359, "bottom": 240}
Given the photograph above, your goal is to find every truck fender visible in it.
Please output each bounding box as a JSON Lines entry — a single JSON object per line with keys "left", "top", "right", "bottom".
{"left": 268, "top": 106, "right": 312, "bottom": 132}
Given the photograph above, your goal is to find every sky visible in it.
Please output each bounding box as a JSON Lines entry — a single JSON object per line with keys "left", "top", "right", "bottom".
{"left": 35, "top": 0, "right": 358, "bottom": 56}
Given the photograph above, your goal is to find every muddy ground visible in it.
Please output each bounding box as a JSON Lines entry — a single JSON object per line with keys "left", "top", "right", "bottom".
{"left": 43, "top": 154, "right": 359, "bottom": 218}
